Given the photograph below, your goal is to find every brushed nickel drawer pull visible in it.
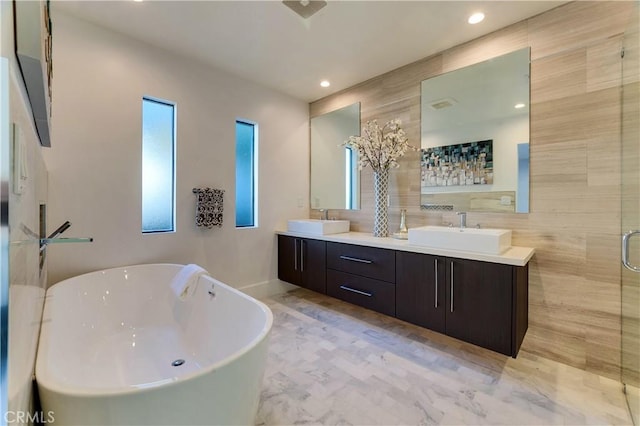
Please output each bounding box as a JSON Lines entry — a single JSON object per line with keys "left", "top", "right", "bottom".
{"left": 434, "top": 258, "right": 438, "bottom": 308}
{"left": 339, "top": 255, "right": 373, "bottom": 264}
{"left": 294, "top": 239, "right": 299, "bottom": 271}
{"left": 450, "top": 261, "right": 454, "bottom": 313}
{"left": 339, "top": 285, "right": 373, "bottom": 297}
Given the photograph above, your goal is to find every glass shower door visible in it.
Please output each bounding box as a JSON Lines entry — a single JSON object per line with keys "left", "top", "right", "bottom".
{"left": 622, "top": 3, "right": 640, "bottom": 424}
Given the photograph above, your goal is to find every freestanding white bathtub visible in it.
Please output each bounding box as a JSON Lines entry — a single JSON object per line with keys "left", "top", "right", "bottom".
{"left": 35, "top": 264, "right": 273, "bottom": 425}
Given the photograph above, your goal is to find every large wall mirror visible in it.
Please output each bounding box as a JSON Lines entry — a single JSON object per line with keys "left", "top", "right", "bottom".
{"left": 420, "top": 47, "right": 530, "bottom": 213}
{"left": 310, "top": 102, "right": 361, "bottom": 210}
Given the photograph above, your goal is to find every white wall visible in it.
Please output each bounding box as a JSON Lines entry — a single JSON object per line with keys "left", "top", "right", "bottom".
{"left": 44, "top": 13, "right": 309, "bottom": 290}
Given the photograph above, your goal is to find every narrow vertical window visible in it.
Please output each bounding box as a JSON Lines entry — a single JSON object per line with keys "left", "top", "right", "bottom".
{"left": 142, "top": 97, "right": 175, "bottom": 233}
{"left": 344, "top": 146, "right": 359, "bottom": 210}
{"left": 345, "top": 147, "right": 353, "bottom": 209}
{"left": 235, "top": 120, "right": 257, "bottom": 228}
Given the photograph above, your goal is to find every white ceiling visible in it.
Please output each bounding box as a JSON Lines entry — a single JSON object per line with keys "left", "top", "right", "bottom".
{"left": 52, "top": 0, "right": 567, "bottom": 102}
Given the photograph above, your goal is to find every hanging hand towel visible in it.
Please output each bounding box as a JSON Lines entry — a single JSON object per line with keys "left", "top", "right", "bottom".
{"left": 193, "top": 188, "right": 224, "bottom": 228}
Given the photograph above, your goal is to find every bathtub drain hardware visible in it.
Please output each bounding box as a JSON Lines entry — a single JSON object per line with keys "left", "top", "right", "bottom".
{"left": 208, "top": 288, "right": 216, "bottom": 300}
{"left": 171, "top": 359, "right": 185, "bottom": 367}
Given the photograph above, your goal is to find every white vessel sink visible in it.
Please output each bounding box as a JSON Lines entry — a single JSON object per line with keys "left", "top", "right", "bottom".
{"left": 408, "top": 225, "right": 512, "bottom": 254}
{"left": 287, "top": 219, "right": 350, "bottom": 235}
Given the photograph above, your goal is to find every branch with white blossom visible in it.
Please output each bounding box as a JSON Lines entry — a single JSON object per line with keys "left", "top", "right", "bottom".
{"left": 342, "top": 119, "right": 415, "bottom": 173}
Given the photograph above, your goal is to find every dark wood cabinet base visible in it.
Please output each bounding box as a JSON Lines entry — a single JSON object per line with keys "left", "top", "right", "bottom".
{"left": 278, "top": 234, "right": 529, "bottom": 358}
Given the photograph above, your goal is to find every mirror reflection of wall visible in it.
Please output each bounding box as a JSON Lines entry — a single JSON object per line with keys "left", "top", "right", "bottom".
{"left": 420, "top": 47, "right": 530, "bottom": 213}
{"left": 310, "top": 102, "right": 361, "bottom": 210}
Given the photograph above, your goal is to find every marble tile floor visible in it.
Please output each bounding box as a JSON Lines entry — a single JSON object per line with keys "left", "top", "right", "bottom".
{"left": 256, "top": 289, "right": 633, "bottom": 426}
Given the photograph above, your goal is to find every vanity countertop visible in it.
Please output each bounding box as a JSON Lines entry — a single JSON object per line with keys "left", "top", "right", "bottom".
{"left": 276, "top": 230, "right": 534, "bottom": 267}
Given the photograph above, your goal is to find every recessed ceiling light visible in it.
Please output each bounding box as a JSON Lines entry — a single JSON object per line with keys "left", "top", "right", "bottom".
{"left": 514, "top": 103, "right": 526, "bottom": 109}
{"left": 320, "top": 80, "right": 330, "bottom": 88}
{"left": 468, "top": 12, "right": 485, "bottom": 24}
{"left": 133, "top": 0, "right": 143, "bottom": 2}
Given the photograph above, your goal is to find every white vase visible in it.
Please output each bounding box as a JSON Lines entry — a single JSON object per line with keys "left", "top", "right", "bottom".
{"left": 373, "top": 169, "right": 389, "bottom": 237}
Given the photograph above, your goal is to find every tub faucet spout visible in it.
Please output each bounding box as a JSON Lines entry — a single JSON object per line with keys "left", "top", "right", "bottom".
{"left": 40, "top": 221, "right": 94, "bottom": 252}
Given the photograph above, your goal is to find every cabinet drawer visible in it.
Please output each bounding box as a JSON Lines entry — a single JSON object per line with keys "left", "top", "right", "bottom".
{"left": 326, "top": 270, "right": 395, "bottom": 316}
{"left": 327, "top": 242, "right": 395, "bottom": 283}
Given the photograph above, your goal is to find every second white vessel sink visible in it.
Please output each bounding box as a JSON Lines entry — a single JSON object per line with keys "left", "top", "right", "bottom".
{"left": 287, "top": 219, "right": 350, "bottom": 235}
{"left": 408, "top": 225, "right": 512, "bottom": 254}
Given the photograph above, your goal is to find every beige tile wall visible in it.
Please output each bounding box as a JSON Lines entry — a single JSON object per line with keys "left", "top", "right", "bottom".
{"left": 310, "top": 1, "right": 636, "bottom": 380}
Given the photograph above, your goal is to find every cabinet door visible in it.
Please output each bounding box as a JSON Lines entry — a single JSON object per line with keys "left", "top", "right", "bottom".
{"left": 277, "top": 235, "right": 299, "bottom": 285}
{"left": 396, "top": 252, "right": 445, "bottom": 333}
{"left": 300, "top": 239, "right": 326, "bottom": 293}
{"left": 446, "top": 258, "right": 513, "bottom": 355}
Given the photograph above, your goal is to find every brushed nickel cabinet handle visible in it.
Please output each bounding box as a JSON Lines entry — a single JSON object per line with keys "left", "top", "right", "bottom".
{"left": 339, "top": 285, "right": 373, "bottom": 297}
{"left": 450, "top": 261, "right": 454, "bottom": 313}
{"left": 434, "top": 258, "right": 438, "bottom": 308}
{"left": 301, "top": 240, "right": 305, "bottom": 272}
{"left": 294, "top": 239, "right": 298, "bottom": 271}
{"left": 339, "top": 255, "right": 373, "bottom": 264}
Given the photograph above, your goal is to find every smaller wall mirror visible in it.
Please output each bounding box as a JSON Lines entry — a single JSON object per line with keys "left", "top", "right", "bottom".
{"left": 310, "top": 102, "right": 361, "bottom": 210}
{"left": 420, "top": 47, "right": 530, "bottom": 213}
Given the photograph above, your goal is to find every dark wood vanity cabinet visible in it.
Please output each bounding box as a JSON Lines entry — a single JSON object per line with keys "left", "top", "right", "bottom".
{"left": 277, "top": 235, "right": 326, "bottom": 293}
{"left": 396, "top": 252, "right": 446, "bottom": 334}
{"left": 396, "top": 251, "right": 528, "bottom": 357}
{"left": 445, "top": 258, "right": 515, "bottom": 356}
{"left": 278, "top": 235, "right": 529, "bottom": 357}
{"left": 326, "top": 270, "right": 396, "bottom": 316}
{"left": 326, "top": 242, "right": 396, "bottom": 316}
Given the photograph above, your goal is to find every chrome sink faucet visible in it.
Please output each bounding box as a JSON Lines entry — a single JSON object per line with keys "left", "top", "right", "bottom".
{"left": 319, "top": 209, "right": 329, "bottom": 220}
{"left": 457, "top": 211, "right": 467, "bottom": 229}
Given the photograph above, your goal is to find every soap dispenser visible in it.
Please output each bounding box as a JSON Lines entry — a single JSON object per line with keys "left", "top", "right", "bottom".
{"left": 393, "top": 209, "right": 409, "bottom": 240}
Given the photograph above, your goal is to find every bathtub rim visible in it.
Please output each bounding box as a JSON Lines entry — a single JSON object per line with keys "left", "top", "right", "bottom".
{"left": 35, "top": 263, "right": 273, "bottom": 398}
